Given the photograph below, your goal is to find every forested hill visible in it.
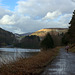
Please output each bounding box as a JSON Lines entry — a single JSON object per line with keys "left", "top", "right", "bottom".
{"left": 0, "top": 28, "right": 16, "bottom": 47}
{"left": 31, "top": 28, "right": 68, "bottom": 46}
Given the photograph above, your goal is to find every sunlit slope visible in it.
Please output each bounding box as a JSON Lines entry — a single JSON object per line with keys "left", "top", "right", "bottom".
{"left": 31, "top": 28, "right": 68, "bottom": 37}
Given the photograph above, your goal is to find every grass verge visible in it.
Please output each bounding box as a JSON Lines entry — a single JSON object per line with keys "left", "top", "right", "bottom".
{"left": 0, "top": 47, "right": 60, "bottom": 75}
{"left": 69, "top": 45, "right": 75, "bottom": 53}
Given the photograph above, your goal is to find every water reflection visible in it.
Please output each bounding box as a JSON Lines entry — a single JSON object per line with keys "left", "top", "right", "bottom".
{"left": 0, "top": 48, "right": 40, "bottom": 64}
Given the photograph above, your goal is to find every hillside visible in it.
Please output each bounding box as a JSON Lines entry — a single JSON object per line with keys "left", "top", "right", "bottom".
{"left": 15, "top": 32, "right": 33, "bottom": 42}
{"left": 15, "top": 32, "right": 33, "bottom": 37}
{"left": 0, "top": 28, "right": 16, "bottom": 47}
{"left": 31, "top": 28, "right": 68, "bottom": 46}
{"left": 31, "top": 28, "right": 68, "bottom": 37}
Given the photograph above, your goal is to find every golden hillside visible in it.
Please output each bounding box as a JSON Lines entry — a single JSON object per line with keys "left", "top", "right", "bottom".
{"left": 31, "top": 28, "right": 68, "bottom": 37}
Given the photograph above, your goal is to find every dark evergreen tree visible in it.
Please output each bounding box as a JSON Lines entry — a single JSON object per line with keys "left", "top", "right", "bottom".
{"left": 68, "top": 10, "right": 75, "bottom": 43}
{"left": 40, "top": 33, "right": 54, "bottom": 50}
{"left": 62, "top": 10, "right": 75, "bottom": 44}
{"left": 62, "top": 32, "right": 69, "bottom": 45}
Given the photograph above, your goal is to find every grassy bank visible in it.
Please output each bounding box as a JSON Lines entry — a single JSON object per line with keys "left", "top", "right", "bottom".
{"left": 69, "top": 45, "right": 75, "bottom": 53}
{"left": 0, "top": 47, "right": 60, "bottom": 75}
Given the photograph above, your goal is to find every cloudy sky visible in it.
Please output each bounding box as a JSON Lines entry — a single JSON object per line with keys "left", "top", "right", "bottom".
{"left": 0, "top": 0, "right": 75, "bottom": 34}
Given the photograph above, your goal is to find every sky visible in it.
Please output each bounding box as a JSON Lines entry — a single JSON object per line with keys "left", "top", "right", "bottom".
{"left": 0, "top": 0, "right": 75, "bottom": 34}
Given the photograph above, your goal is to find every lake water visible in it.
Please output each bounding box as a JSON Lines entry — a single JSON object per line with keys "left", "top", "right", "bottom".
{"left": 0, "top": 48, "right": 40, "bottom": 64}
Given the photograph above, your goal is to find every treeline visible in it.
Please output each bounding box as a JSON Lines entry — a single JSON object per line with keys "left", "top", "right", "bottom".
{"left": 0, "top": 27, "right": 55, "bottom": 49}
{"left": 62, "top": 10, "right": 75, "bottom": 45}
{"left": 14, "top": 35, "right": 40, "bottom": 49}
{"left": 0, "top": 28, "right": 16, "bottom": 47}
{"left": 14, "top": 33, "right": 55, "bottom": 49}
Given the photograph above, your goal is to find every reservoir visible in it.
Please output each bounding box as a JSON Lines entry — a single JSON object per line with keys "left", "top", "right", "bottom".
{"left": 0, "top": 48, "right": 40, "bottom": 64}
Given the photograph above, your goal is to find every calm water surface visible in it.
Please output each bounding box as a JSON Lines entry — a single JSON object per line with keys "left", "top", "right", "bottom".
{"left": 0, "top": 48, "right": 40, "bottom": 64}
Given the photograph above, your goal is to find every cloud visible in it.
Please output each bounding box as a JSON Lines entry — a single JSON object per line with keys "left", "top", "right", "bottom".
{"left": 59, "top": 14, "right": 72, "bottom": 23}
{"left": 71, "top": 0, "right": 75, "bottom": 2}
{"left": 43, "top": 11, "right": 61, "bottom": 20}
{"left": 0, "top": 0, "right": 75, "bottom": 34}
{"left": 0, "top": 7, "right": 13, "bottom": 18}
{"left": 0, "top": 15, "right": 15, "bottom": 25}
{"left": 15, "top": 0, "right": 75, "bottom": 18}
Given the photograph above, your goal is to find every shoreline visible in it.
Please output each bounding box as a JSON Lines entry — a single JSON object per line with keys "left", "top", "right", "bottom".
{"left": 0, "top": 47, "right": 60, "bottom": 75}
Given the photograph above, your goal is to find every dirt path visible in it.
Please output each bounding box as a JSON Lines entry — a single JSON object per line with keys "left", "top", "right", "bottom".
{"left": 41, "top": 48, "right": 75, "bottom": 75}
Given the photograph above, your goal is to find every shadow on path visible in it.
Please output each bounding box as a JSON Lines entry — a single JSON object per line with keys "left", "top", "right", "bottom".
{"left": 41, "top": 48, "right": 75, "bottom": 75}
